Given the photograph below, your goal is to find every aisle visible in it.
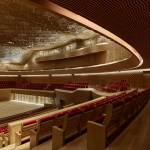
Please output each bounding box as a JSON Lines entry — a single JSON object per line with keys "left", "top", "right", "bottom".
{"left": 106, "top": 100, "right": 150, "bottom": 150}
{"left": 60, "top": 100, "right": 150, "bottom": 150}
{"left": 14, "top": 100, "right": 150, "bottom": 150}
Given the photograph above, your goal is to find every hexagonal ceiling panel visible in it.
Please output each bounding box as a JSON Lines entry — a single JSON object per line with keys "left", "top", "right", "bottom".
{"left": 0, "top": 0, "right": 100, "bottom": 65}
{"left": 0, "top": 0, "right": 134, "bottom": 73}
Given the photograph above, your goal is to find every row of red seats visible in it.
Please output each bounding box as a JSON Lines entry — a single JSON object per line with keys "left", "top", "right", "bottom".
{"left": 0, "top": 80, "right": 131, "bottom": 92}
{"left": 20, "top": 83, "right": 47, "bottom": 90}
{"left": 102, "top": 80, "right": 130, "bottom": 92}
{"left": 22, "top": 89, "right": 149, "bottom": 129}
{"left": 20, "top": 83, "right": 88, "bottom": 91}
{"left": 0, "top": 81, "right": 88, "bottom": 91}
{"left": 0, "top": 81, "right": 16, "bottom": 88}
{"left": 2, "top": 88, "right": 150, "bottom": 136}
{"left": 0, "top": 127, "right": 8, "bottom": 134}
{"left": 63, "top": 83, "right": 88, "bottom": 90}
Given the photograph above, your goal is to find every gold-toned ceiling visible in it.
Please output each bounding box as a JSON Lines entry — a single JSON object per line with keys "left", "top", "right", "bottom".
{"left": 0, "top": 0, "right": 135, "bottom": 72}
{"left": 0, "top": 0, "right": 100, "bottom": 65}
{"left": 48, "top": 0, "right": 149, "bottom": 69}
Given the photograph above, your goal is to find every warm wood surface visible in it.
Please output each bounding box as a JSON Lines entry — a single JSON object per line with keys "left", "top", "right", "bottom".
{"left": 59, "top": 100, "right": 150, "bottom": 150}
{"left": 106, "top": 100, "right": 150, "bottom": 150}
{"left": 60, "top": 134, "right": 87, "bottom": 150}
{"left": 13, "top": 100, "right": 150, "bottom": 150}
{"left": 0, "top": 101, "right": 43, "bottom": 119}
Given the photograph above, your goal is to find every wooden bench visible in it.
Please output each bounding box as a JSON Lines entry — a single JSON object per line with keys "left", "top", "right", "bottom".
{"left": 15, "top": 120, "right": 37, "bottom": 146}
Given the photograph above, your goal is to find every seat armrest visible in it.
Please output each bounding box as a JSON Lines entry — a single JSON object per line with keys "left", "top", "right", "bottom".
{"left": 0, "top": 136, "right": 3, "bottom": 148}
{"left": 87, "top": 121, "right": 106, "bottom": 150}
{"left": 30, "top": 129, "right": 38, "bottom": 149}
{"left": 52, "top": 126, "right": 64, "bottom": 150}
{"left": 15, "top": 131, "right": 21, "bottom": 146}
{"left": 4, "top": 135, "right": 9, "bottom": 146}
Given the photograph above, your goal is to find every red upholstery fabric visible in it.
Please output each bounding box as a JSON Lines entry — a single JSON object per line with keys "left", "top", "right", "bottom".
{"left": 23, "top": 120, "right": 37, "bottom": 126}
{"left": 93, "top": 114, "right": 105, "bottom": 123}
{"left": 40, "top": 115, "right": 56, "bottom": 123}
{"left": 0, "top": 81, "right": 88, "bottom": 90}
{"left": 0, "top": 127, "right": 8, "bottom": 134}
{"left": 67, "top": 108, "right": 82, "bottom": 117}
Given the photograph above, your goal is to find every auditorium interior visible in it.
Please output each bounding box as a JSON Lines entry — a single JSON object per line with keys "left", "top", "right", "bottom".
{"left": 0, "top": 0, "right": 149, "bottom": 150}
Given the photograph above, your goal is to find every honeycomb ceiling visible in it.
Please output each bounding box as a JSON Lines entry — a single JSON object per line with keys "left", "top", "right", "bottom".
{"left": 0, "top": 0, "right": 99, "bottom": 65}
{"left": 48, "top": 0, "right": 150, "bottom": 68}
{"left": 0, "top": 0, "right": 144, "bottom": 72}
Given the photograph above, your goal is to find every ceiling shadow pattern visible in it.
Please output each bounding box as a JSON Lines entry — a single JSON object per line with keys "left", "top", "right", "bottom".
{"left": 49, "top": 0, "right": 149, "bottom": 68}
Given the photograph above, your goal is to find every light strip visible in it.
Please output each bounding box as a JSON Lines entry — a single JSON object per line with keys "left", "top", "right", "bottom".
{"left": 51, "top": 74, "right": 72, "bottom": 77}
{"left": 74, "top": 70, "right": 143, "bottom": 76}
{"left": 21, "top": 75, "right": 49, "bottom": 77}
{"left": 73, "top": 68, "right": 150, "bottom": 75}
{"left": 0, "top": 75, "right": 18, "bottom": 77}
{"left": 0, "top": 68, "right": 150, "bottom": 76}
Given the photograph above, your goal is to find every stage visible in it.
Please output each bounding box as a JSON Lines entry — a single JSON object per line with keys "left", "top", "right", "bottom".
{"left": 0, "top": 100, "right": 44, "bottom": 123}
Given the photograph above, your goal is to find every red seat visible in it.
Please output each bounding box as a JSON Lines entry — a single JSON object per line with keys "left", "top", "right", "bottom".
{"left": 67, "top": 108, "right": 82, "bottom": 117}
{"left": 0, "top": 127, "right": 8, "bottom": 134}
{"left": 23, "top": 120, "right": 37, "bottom": 126}
{"left": 40, "top": 115, "right": 56, "bottom": 123}
{"left": 93, "top": 114, "right": 105, "bottom": 123}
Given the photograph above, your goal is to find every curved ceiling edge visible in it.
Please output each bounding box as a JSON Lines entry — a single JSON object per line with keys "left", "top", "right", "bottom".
{"left": 30, "top": 0, "right": 143, "bottom": 68}
{"left": 0, "top": 55, "right": 139, "bottom": 75}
